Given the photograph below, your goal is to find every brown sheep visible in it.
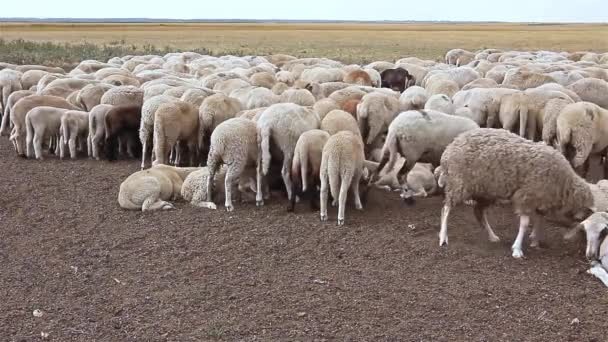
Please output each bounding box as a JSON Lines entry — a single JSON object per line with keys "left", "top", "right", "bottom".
{"left": 104, "top": 105, "right": 142, "bottom": 161}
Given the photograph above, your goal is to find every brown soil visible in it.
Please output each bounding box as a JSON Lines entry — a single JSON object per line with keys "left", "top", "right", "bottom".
{"left": 1, "top": 138, "right": 607, "bottom": 342}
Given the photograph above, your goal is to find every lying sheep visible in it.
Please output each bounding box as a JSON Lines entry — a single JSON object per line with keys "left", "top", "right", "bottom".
{"left": 439, "top": 128, "right": 594, "bottom": 258}
{"left": 400, "top": 163, "right": 439, "bottom": 199}
{"left": 118, "top": 164, "right": 199, "bottom": 211}
{"left": 424, "top": 94, "right": 455, "bottom": 114}
{"left": 181, "top": 166, "right": 257, "bottom": 210}
{"left": 206, "top": 117, "right": 259, "bottom": 211}
{"left": 556, "top": 102, "right": 608, "bottom": 177}
{"left": 289, "top": 129, "right": 330, "bottom": 212}
{"left": 564, "top": 211, "right": 608, "bottom": 287}
{"left": 373, "top": 110, "right": 479, "bottom": 188}
{"left": 59, "top": 110, "right": 89, "bottom": 159}
{"left": 319, "top": 131, "right": 366, "bottom": 226}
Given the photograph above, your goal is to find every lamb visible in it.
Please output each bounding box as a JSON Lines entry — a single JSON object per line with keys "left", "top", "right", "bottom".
{"left": 0, "top": 89, "right": 34, "bottom": 136}
{"left": 118, "top": 164, "right": 199, "bottom": 211}
{"left": 438, "top": 128, "right": 594, "bottom": 258}
{"left": 180, "top": 166, "right": 257, "bottom": 209}
{"left": 320, "top": 109, "right": 361, "bottom": 137}
{"left": 556, "top": 102, "right": 608, "bottom": 177}
{"left": 373, "top": 110, "right": 479, "bottom": 188}
{"left": 206, "top": 117, "right": 259, "bottom": 211}
{"left": 567, "top": 78, "right": 608, "bottom": 109}
{"left": 152, "top": 101, "right": 200, "bottom": 167}
{"left": 564, "top": 211, "right": 608, "bottom": 287}
{"left": 289, "top": 129, "right": 330, "bottom": 212}
{"left": 76, "top": 83, "right": 113, "bottom": 111}
{"left": 256, "top": 103, "right": 320, "bottom": 205}
{"left": 59, "top": 110, "right": 89, "bottom": 159}
{"left": 279, "top": 89, "right": 315, "bottom": 106}
{"left": 343, "top": 69, "right": 373, "bottom": 86}
{"left": 319, "top": 131, "right": 366, "bottom": 226}
{"left": 25, "top": 106, "right": 69, "bottom": 159}
{"left": 198, "top": 93, "right": 243, "bottom": 161}
{"left": 424, "top": 94, "right": 455, "bottom": 114}
{"left": 104, "top": 105, "right": 142, "bottom": 161}
{"left": 100, "top": 85, "right": 144, "bottom": 108}
{"left": 356, "top": 92, "right": 401, "bottom": 145}
{"left": 230, "top": 86, "right": 279, "bottom": 109}
{"left": 140, "top": 95, "right": 179, "bottom": 169}
{"left": 399, "top": 86, "right": 428, "bottom": 111}
{"left": 541, "top": 97, "right": 574, "bottom": 147}
{"left": 10, "top": 95, "right": 79, "bottom": 156}
{"left": 88, "top": 104, "right": 114, "bottom": 159}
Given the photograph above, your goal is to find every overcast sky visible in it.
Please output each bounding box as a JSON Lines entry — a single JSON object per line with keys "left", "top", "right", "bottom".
{"left": 3, "top": 0, "right": 607, "bottom": 23}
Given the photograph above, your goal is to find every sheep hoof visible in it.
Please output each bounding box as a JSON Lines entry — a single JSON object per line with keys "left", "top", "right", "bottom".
{"left": 439, "top": 236, "right": 448, "bottom": 246}
{"left": 331, "top": 200, "right": 337, "bottom": 207}
{"left": 512, "top": 249, "right": 525, "bottom": 259}
{"left": 355, "top": 203, "right": 363, "bottom": 210}
{"left": 286, "top": 204, "right": 294, "bottom": 212}
{"left": 256, "top": 200, "right": 264, "bottom": 207}
{"left": 162, "top": 203, "right": 175, "bottom": 210}
{"left": 337, "top": 218, "right": 345, "bottom": 226}
{"left": 320, "top": 214, "right": 328, "bottom": 222}
{"left": 488, "top": 235, "right": 501, "bottom": 243}
{"left": 402, "top": 197, "right": 416, "bottom": 206}
{"left": 225, "top": 205, "right": 234, "bottom": 212}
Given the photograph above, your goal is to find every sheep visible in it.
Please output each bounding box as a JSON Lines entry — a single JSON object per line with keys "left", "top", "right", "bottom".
{"left": 424, "top": 77, "right": 459, "bottom": 98}
{"left": 556, "top": 102, "right": 608, "bottom": 177}
{"left": 535, "top": 83, "right": 581, "bottom": 102}
{"left": 288, "top": 129, "right": 330, "bottom": 212}
{"left": 140, "top": 95, "right": 179, "bottom": 169}
{"left": 0, "top": 69, "right": 23, "bottom": 115}
{"left": 104, "top": 105, "right": 142, "bottom": 161}
{"left": 567, "top": 78, "right": 608, "bottom": 109}
{"left": 365, "top": 61, "right": 395, "bottom": 74}
{"left": 25, "top": 106, "right": 69, "bottom": 159}
{"left": 424, "top": 94, "right": 455, "bottom": 114}
{"left": 306, "top": 82, "right": 351, "bottom": 100}
{"left": 100, "top": 85, "right": 144, "bottom": 108}
{"left": 343, "top": 69, "right": 373, "bottom": 86}
{"left": 75, "top": 83, "right": 113, "bottom": 112}
{"left": 380, "top": 68, "right": 415, "bottom": 92}
{"left": 230, "top": 86, "right": 279, "bottom": 109}
{"left": 180, "top": 166, "right": 257, "bottom": 209}
{"left": 564, "top": 212, "right": 608, "bottom": 276}
{"left": 59, "top": 110, "right": 89, "bottom": 159}
{"left": 198, "top": 93, "right": 243, "bottom": 162}
{"left": 446, "top": 49, "right": 472, "bottom": 65}
{"left": 163, "top": 86, "right": 190, "bottom": 98}
{"left": 180, "top": 88, "right": 215, "bottom": 107}
{"left": 271, "top": 82, "right": 290, "bottom": 95}
{"left": 118, "top": 164, "right": 199, "bottom": 211}
{"left": 16, "top": 65, "right": 65, "bottom": 74}
{"left": 206, "top": 117, "right": 259, "bottom": 211}
{"left": 502, "top": 68, "right": 556, "bottom": 89}
{"left": 356, "top": 92, "right": 401, "bottom": 145}
{"left": 438, "top": 128, "right": 594, "bottom": 258}
{"left": 249, "top": 72, "right": 276, "bottom": 89}
{"left": 0, "top": 89, "right": 34, "bottom": 136}
{"left": 152, "top": 101, "right": 200, "bottom": 167}
{"left": 461, "top": 78, "right": 499, "bottom": 91}
{"left": 255, "top": 103, "right": 320, "bottom": 205}
{"left": 423, "top": 67, "right": 480, "bottom": 89}
{"left": 541, "top": 97, "right": 575, "bottom": 147}
{"left": 10, "top": 95, "right": 79, "bottom": 156}
{"left": 20, "top": 70, "right": 49, "bottom": 90}
{"left": 40, "top": 78, "right": 95, "bottom": 97}
{"left": 452, "top": 87, "right": 518, "bottom": 128}
{"left": 319, "top": 131, "right": 366, "bottom": 226}
{"left": 300, "top": 67, "right": 345, "bottom": 84}
{"left": 88, "top": 104, "right": 114, "bottom": 160}
{"left": 279, "top": 88, "right": 315, "bottom": 106}
{"left": 399, "top": 86, "right": 428, "bottom": 111}
{"left": 400, "top": 163, "right": 439, "bottom": 199}
{"left": 213, "top": 78, "right": 251, "bottom": 96}
{"left": 373, "top": 110, "right": 479, "bottom": 189}
{"left": 275, "top": 71, "right": 295, "bottom": 86}
{"left": 313, "top": 98, "right": 341, "bottom": 121}
{"left": 320, "top": 109, "right": 361, "bottom": 137}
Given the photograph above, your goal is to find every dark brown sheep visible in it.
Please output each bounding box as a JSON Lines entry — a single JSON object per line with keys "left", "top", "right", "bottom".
{"left": 104, "top": 105, "right": 142, "bottom": 161}
{"left": 380, "top": 67, "right": 415, "bottom": 93}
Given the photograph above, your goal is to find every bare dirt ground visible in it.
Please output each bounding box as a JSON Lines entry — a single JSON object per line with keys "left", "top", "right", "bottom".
{"left": 1, "top": 137, "right": 607, "bottom": 341}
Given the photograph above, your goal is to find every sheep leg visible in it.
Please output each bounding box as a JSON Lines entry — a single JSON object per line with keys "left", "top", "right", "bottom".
{"left": 59, "top": 135, "right": 66, "bottom": 159}
{"left": 54, "top": 135, "right": 61, "bottom": 156}
{"left": 351, "top": 170, "right": 363, "bottom": 211}
{"left": 439, "top": 204, "right": 451, "bottom": 246}
{"left": 512, "top": 214, "right": 530, "bottom": 258}
{"left": 473, "top": 203, "right": 500, "bottom": 242}
{"left": 87, "top": 134, "right": 93, "bottom": 158}
{"left": 529, "top": 215, "right": 545, "bottom": 248}
{"left": 281, "top": 155, "right": 293, "bottom": 201}
{"left": 320, "top": 167, "right": 329, "bottom": 222}
{"left": 142, "top": 197, "right": 175, "bottom": 211}
{"left": 256, "top": 154, "right": 264, "bottom": 206}
{"left": 224, "top": 164, "right": 243, "bottom": 212}
{"left": 141, "top": 139, "right": 148, "bottom": 169}
{"left": 92, "top": 134, "right": 102, "bottom": 160}
{"left": 69, "top": 135, "right": 78, "bottom": 159}
{"left": 33, "top": 133, "right": 43, "bottom": 160}
{"left": 337, "top": 172, "right": 353, "bottom": 226}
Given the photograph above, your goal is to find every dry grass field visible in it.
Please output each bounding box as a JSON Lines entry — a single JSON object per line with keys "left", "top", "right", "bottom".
{"left": 1, "top": 22, "right": 608, "bottom": 64}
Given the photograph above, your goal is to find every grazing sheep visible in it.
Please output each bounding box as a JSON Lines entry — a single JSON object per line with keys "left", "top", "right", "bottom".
{"left": 300, "top": 67, "right": 345, "bottom": 84}
{"left": 59, "top": 110, "right": 89, "bottom": 159}
{"left": 10, "top": 95, "right": 79, "bottom": 156}
{"left": 556, "top": 102, "right": 608, "bottom": 177}
{"left": 0, "top": 69, "right": 23, "bottom": 116}
{"left": 502, "top": 68, "right": 556, "bottom": 89}
{"left": 438, "top": 128, "right": 594, "bottom": 258}
{"left": 256, "top": 103, "right": 320, "bottom": 205}
{"left": 214, "top": 78, "right": 251, "bottom": 96}
{"left": 206, "top": 117, "right": 259, "bottom": 211}
{"left": 0, "top": 89, "right": 34, "bottom": 136}
{"left": 567, "top": 78, "right": 608, "bottom": 109}
{"left": 25, "top": 106, "right": 69, "bottom": 159}
{"left": 461, "top": 78, "right": 499, "bottom": 91}
{"left": 250, "top": 72, "right": 276, "bottom": 89}
{"left": 425, "top": 77, "right": 459, "bottom": 98}
{"left": 271, "top": 82, "right": 290, "bottom": 95}
{"left": 100, "top": 85, "right": 144, "bottom": 108}
{"left": 276, "top": 71, "right": 295, "bottom": 86}
{"left": 313, "top": 98, "right": 341, "bottom": 121}
{"left": 152, "top": 101, "right": 200, "bottom": 167}
{"left": 321, "top": 109, "right": 361, "bottom": 137}
{"left": 88, "top": 104, "right": 114, "bottom": 160}
{"left": 373, "top": 110, "right": 479, "bottom": 188}
{"left": 356, "top": 92, "right": 401, "bottom": 145}
{"left": 180, "top": 166, "right": 257, "bottom": 209}
{"left": 76, "top": 83, "right": 113, "bottom": 111}
{"left": 180, "top": 88, "right": 215, "bottom": 107}
{"left": 140, "top": 95, "right": 179, "bottom": 169}
{"left": 279, "top": 88, "right": 315, "bottom": 106}
{"left": 399, "top": 86, "right": 428, "bottom": 111}
{"left": 104, "top": 105, "right": 142, "bottom": 161}
{"left": 380, "top": 68, "right": 415, "bottom": 92}
{"left": 319, "top": 131, "right": 366, "bottom": 226}
{"left": 289, "top": 129, "right": 330, "bottom": 212}
{"left": 564, "top": 212, "right": 608, "bottom": 276}
{"left": 341, "top": 98, "right": 360, "bottom": 117}
{"left": 198, "top": 93, "right": 243, "bottom": 161}
{"left": 541, "top": 98, "right": 575, "bottom": 147}
{"left": 452, "top": 87, "right": 518, "bottom": 128}
{"left": 424, "top": 94, "right": 455, "bottom": 114}
{"left": 305, "top": 81, "right": 350, "bottom": 100}
{"left": 230, "top": 86, "right": 280, "bottom": 109}
{"left": 343, "top": 69, "right": 373, "bottom": 86}
{"left": 118, "top": 164, "right": 199, "bottom": 211}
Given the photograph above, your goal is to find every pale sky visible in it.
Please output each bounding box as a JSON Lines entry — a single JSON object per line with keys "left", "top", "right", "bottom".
{"left": 3, "top": 0, "right": 607, "bottom": 23}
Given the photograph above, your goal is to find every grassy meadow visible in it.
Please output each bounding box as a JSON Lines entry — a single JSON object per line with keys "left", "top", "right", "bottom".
{"left": 0, "top": 22, "right": 607, "bottom": 66}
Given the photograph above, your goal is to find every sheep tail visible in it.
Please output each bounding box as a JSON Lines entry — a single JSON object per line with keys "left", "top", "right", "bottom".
{"left": 260, "top": 126, "right": 272, "bottom": 175}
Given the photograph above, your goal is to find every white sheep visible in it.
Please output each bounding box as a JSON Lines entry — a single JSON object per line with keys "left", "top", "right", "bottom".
{"left": 279, "top": 89, "right": 315, "bottom": 106}
{"left": 100, "top": 85, "right": 143, "bottom": 108}
{"left": 87, "top": 104, "right": 114, "bottom": 159}
{"left": 320, "top": 109, "right": 360, "bottom": 137}
{"left": 0, "top": 89, "right": 34, "bottom": 137}
{"left": 152, "top": 101, "right": 200, "bottom": 167}
{"left": 140, "top": 95, "right": 179, "bottom": 169}
{"left": 424, "top": 94, "right": 455, "bottom": 114}
{"left": 181, "top": 166, "right": 256, "bottom": 210}
{"left": 356, "top": 92, "right": 401, "bottom": 145}
{"left": 59, "top": 110, "right": 89, "bottom": 159}
{"left": 25, "top": 106, "right": 69, "bottom": 159}
{"left": 438, "top": 128, "right": 594, "bottom": 258}
{"left": 399, "top": 86, "right": 428, "bottom": 111}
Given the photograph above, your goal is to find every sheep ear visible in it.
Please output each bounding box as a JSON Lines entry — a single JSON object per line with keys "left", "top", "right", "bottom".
{"left": 564, "top": 223, "right": 583, "bottom": 241}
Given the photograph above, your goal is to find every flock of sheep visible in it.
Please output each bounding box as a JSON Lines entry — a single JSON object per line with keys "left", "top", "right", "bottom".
{"left": 1, "top": 47, "right": 608, "bottom": 285}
